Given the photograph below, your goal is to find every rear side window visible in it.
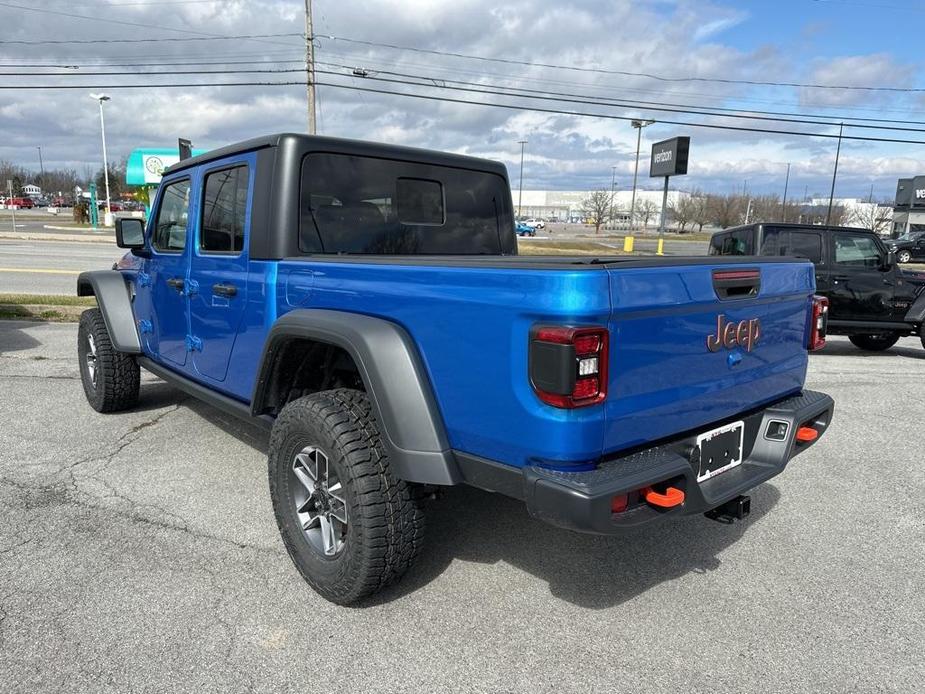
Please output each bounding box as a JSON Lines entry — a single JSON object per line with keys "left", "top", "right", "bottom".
{"left": 834, "top": 233, "right": 882, "bottom": 268}
{"left": 200, "top": 165, "right": 249, "bottom": 254}
{"left": 786, "top": 231, "right": 823, "bottom": 264}
{"left": 709, "top": 228, "right": 754, "bottom": 256}
{"left": 299, "top": 153, "right": 512, "bottom": 254}
{"left": 153, "top": 179, "right": 190, "bottom": 252}
{"left": 760, "top": 228, "right": 781, "bottom": 255}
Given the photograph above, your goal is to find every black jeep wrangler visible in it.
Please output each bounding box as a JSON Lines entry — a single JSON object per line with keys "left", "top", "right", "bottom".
{"left": 710, "top": 223, "right": 925, "bottom": 352}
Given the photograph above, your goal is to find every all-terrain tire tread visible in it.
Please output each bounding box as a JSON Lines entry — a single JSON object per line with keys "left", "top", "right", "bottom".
{"left": 78, "top": 308, "right": 140, "bottom": 412}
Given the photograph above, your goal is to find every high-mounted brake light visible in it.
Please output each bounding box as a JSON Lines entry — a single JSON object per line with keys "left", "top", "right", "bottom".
{"left": 529, "top": 325, "right": 609, "bottom": 408}
{"left": 808, "top": 295, "right": 829, "bottom": 351}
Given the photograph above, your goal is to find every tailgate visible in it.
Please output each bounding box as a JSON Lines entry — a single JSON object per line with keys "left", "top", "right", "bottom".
{"left": 602, "top": 260, "right": 815, "bottom": 454}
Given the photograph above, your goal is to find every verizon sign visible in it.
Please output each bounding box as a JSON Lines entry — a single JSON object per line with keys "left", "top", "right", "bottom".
{"left": 649, "top": 136, "right": 690, "bottom": 178}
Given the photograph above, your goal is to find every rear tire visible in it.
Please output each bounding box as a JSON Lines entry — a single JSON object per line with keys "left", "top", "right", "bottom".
{"left": 268, "top": 388, "right": 426, "bottom": 605}
{"left": 77, "top": 308, "right": 140, "bottom": 412}
{"left": 848, "top": 332, "right": 900, "bottom": 352}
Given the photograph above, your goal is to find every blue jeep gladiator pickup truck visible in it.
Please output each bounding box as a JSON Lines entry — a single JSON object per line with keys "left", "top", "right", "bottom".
{"left": 77, "top": 133, "right": 834, "bottom": 604}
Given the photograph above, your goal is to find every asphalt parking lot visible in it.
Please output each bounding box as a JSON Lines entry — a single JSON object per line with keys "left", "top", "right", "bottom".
{"left": 1, "top": 320, "right": 923, "bottom": 692}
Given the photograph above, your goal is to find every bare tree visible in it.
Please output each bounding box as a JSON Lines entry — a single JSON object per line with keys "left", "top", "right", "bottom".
{"left": 670, "top": 195, "right": 700, "bottom": 232}
{"left": 638, "top": 199, "right": 659, "bottom": 229}
{"left": 690, "top": 193, "right": 710, "bottom": 232}
{"left": 580, "top": 189, "right": 613, "bottom": 234}
{"left": 849, "top": 202, "right": 893, "bottom": 235}
{"left": 707, "top": 193, "right": 745, "bottom": 229}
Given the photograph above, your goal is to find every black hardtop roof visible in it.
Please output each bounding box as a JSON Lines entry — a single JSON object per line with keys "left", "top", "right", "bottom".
{"left": 718, "top": 222, "right": 871, "bottom": 235}
{"left": 162, "top": 132, "right": 508, "bottom": 177}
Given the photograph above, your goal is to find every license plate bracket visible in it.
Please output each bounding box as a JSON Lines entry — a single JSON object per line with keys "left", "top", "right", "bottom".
{"left": 696, "top": 421, "right": 745, "bottom": 482}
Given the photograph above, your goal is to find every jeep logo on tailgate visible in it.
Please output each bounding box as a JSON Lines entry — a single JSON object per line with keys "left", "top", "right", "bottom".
{"left": 707, "top": 315, "right": 761, "bottom": 352}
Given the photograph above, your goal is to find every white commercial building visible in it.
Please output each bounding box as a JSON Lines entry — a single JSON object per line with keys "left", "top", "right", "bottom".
{"left": 513, "top": 189, "right": 688, "bottom": 222}
{"left": 22, "top": 184, "right": 41, "bottom": 197}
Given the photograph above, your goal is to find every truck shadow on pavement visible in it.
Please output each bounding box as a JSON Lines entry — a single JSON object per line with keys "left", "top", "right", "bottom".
{"left": 813, "top": 342, "right": 924, "bottom": 360}
{"left": 369, "top": 483, "right": 780, "bottom": 610}
{"left": 146, "top": 381, "right": 780, "bottom": 611}
{"left": 0, "top": 320, "right": 42, "bottom": 354}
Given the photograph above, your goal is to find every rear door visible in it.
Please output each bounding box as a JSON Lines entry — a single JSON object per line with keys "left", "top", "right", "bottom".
{"left": 188, "top": 158, "right": 252, "bottom": 383}
{"left": 828, "top": 230, "right": 894, "bottom": 322}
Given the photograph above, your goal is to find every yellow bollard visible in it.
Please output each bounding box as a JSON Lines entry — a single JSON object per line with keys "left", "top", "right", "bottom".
{"left": 656, "top": 238, "right": 664, "bottom": 256}
{"left": 623, "top": 236, "right": 634, "bottom": 253}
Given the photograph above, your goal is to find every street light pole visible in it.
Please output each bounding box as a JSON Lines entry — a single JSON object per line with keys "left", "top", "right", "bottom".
{"left": 89, "top": 93, "right": 112, "bottom": 225}
{"left": 629, "top": 119, "right": 655, "bottom": 230}
{"left": 609, "top": 165, "right": 617, "bottom": 230}
{"left": 517, "top": 139, "right": 527, "bottom": 218}
{"left": 825, "top": 123, "right": 844, "bottom": 227}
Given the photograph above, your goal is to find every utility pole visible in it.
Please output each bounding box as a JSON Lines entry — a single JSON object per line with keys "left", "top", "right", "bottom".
{"left": 7, "top": 179, "right": 15, "bottom": 232}
{"left": 36, "top": 146, "right": 44, "bottom": 187}
{"left": 630, "top": 119, "right": 654, "bottom": 230}
{"left": 517, "top": 139, "right": 527, "bottom": 218}
{"left": 825, "top": 123, "right": 844, "bottom": 226}
{"left": 609, "top": 165, "right": 617, "bottom": 230}
{"left": 781, "top": 162, "right": 790, "bottom": 222}
{"left": 304, "top": 0, "right": 317, "bottom": 134}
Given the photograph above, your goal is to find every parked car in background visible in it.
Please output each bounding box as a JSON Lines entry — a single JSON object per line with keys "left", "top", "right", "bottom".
{"left": 4, "top": 197, "right": 34, "bottom": 208}
{"left": 524, "top": 218, "right": 545, "bottom": 229}
{"left": 52, "top": 196, "right": 74, "bottom": 208}
{"left": 710, "top": 222, "right": 925, "bottom": 352}
{"left": 515, "top": 221, "right": 535, "bottom": 236}
{"left": 887, "top": 231, "right": 925, "bottom": 264}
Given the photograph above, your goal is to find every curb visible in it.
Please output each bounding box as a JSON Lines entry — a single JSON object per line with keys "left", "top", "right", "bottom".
{"left": 0, "top": 231, "right": 115, "bottom": 244}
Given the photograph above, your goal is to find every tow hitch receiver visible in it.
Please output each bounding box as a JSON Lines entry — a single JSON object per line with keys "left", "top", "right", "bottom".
{"left": 705, "top": 495, "right": 751, "bottom": 523}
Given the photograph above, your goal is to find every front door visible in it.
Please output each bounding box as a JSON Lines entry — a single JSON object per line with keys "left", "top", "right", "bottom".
{"left": 828, "top": 230, "right": 896, "bottom": 322}
{"left": 188, "top": 160, "right": 251, "bottom": 383}
{"left": 146, "top": 177, "right": 193, "bottom": 367}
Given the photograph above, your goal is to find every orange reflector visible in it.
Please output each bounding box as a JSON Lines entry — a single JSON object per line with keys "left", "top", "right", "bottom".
{"left": 611, "top": 494, "right": 629, "bottom": 513}
{"left": 643, "top": 486, "right": 685, "bottom": 509}
{"left": 796, "top": 426, "right": 818, "bottom": 443}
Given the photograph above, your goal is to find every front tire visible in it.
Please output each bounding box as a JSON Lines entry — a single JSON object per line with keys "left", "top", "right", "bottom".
{"left": 268, "top": 389, "right": 425, "bottom": 604}
{"left": 897, "top": 250, "right": 912, "bottom": 263}
{"left": 77, "top": 308, "right": 140, "bottom": 412}
{"left": 848, "top": 332, "right": 900, "bottom": 352}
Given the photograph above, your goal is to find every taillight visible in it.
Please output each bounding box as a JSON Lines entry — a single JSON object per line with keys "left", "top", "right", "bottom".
{"left": 808, "top": 295, "right": 828, "bottom": 351}
{"left": 529, "top": 325, "right": 609, "bottom": 408}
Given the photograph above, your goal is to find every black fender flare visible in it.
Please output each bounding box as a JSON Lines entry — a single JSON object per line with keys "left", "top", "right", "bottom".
{"left": 902, "top": 289, "right": 925, "bottom": 324}
{"left": 76, "top": 271, "right": 141, "bottom": 354}
{"left": 252, "top": 309, "right": 460, "bottom": 486}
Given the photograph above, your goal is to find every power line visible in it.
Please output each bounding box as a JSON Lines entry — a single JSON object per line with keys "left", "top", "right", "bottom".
{"left": 0, "top": 68, "right": 305, "bottom": 76}
{"left": 5, "top": 72, "right": 924, "bottom": 145}
{"left": 314, "top": 61, "right": 925, "bottom": 130}
{"left": 310, "top": 79, "right": 925, "bottom": 145}
{"left": 0, "top": 58, "right": 305, "bottom": 69}
{"left": 0, "top": 3, "right": 302, "bottom": 48}
{"left": 325, "top": 34, "right": 925, "bottom": 93}
{"left": 0, "top": 32, "right": 304, "bottom": 46}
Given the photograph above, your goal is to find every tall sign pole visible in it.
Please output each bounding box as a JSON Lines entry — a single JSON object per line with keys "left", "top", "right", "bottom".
{"left": 630, "top": 119, "right": 654, "bottom": 230}
{"left": 649, "top": 136, "right": 690, "bottom": 236}
{"left": 304, "top": 0, "right": 317, "bottom": 134}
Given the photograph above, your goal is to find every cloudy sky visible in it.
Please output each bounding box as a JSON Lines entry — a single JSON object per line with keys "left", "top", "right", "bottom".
{"left": 2, "top": 0, "right": 924, "bottom": 199}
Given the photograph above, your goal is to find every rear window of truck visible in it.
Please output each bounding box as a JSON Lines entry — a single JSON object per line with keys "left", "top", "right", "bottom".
{"left": 298, "top": 153, "right": 511, "bottom": 254}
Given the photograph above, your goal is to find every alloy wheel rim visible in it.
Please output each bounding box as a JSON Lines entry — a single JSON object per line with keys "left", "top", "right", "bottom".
{"left": 290, "top": 445, "right": 348, "bottom": 557}
{"left": 85, "top": 333, "right": 98, "bottom": 388}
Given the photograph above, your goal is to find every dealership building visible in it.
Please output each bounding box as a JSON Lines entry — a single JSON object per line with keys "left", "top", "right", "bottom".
{"left": 893, "top": 177, "right": 925, "bottom": 235}
{"left": 513, "top": 189, "right": 688, "bottom": 222}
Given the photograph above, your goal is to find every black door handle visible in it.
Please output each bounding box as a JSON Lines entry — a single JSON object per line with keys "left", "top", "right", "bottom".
{"left": 166, "top": 277, "right": 185, "bottom": 291}
{"left": 832, "top": 275, "right": 850, "bottom": 281}
{"left": 212, "top": 283, "right": 237, "bottom": 297}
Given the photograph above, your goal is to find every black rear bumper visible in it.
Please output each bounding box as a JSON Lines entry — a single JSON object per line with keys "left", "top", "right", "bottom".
{"left": 456, "top": 390, "right": 835, "bottom": 535}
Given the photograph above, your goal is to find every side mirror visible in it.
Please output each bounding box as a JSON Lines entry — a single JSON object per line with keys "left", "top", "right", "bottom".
{"left": 882, "top": 250, "right": 896, "bottom": 270}
{"left": 115, "top": 217, "right": 145, "bottom": 249}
